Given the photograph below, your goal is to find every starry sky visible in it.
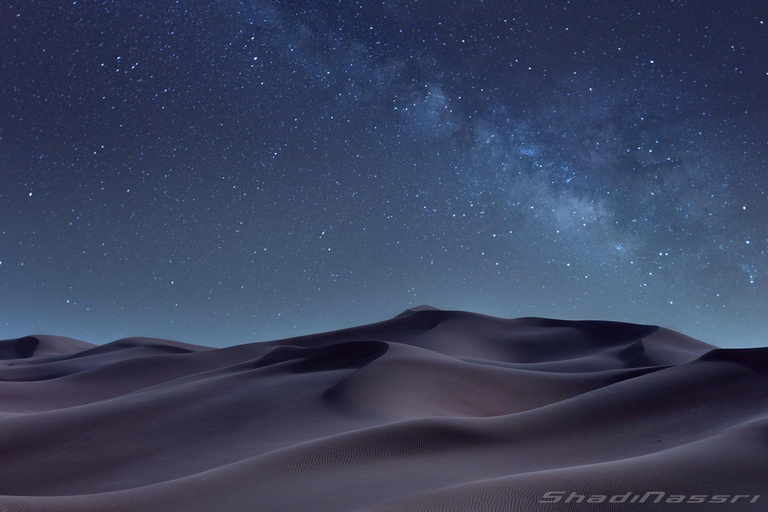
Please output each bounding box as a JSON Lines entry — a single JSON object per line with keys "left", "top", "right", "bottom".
{"left": 1, "top": 0, "right": 766, "bottom": 347}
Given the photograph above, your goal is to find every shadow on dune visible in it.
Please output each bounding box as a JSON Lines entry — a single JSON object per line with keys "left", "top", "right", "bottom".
{"left": 0, "top": 336, "right": 39, "bottom": 360}
{"left": 253, "top": 341, "right": 389, "bottom": 373}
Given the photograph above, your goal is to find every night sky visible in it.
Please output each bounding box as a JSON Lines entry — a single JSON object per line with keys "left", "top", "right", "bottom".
{"left": 1, "top": 0, "right": 766, "bottom": 347}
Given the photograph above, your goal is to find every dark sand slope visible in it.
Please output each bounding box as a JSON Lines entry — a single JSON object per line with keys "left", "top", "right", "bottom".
{"left": 0, "top": 308, "right": 766, "bottom": 511}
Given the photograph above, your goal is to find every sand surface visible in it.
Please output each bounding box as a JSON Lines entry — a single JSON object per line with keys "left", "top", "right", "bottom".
{"left": 1, "top": 306, "right": 766, "bottom": 511}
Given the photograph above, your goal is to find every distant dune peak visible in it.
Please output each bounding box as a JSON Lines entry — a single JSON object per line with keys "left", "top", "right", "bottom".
{"left": 395, "top": 304, "right": 442, "bottom": 317}
{"left": 0, "top": 335, "right": 94, "bottom": 360}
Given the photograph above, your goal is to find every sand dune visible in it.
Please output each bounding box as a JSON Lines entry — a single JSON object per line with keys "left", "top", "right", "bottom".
{"left": 1, "top": 307, "right": 765, "bottom": 511}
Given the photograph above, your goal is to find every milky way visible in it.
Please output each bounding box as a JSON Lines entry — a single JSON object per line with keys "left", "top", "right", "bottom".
{"left": 1, "top": 1, "right": 766, "bottom": 346}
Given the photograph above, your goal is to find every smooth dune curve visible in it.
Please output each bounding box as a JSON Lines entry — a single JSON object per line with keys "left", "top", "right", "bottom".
{"left": 1, "top": 307, "right": 765, "bottom": 511}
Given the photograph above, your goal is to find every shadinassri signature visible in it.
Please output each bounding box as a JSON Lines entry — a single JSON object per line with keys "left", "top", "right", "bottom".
{"left": 539, "top": 491, "right": 760, "bottom": 505}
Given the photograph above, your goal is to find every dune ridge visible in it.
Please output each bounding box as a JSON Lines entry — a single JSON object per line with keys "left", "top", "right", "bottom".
{"left": 0, "top": 307, "right": 765, "bottom": 511}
